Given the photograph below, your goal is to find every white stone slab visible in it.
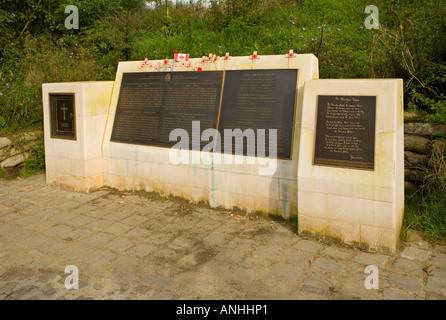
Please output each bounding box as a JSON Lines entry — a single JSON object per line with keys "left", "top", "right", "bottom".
{"left": 101, "top": 54, "right": 319, "bottom": 217}
{"left": 297, "top": 79, "right": 404, "bottom": 252}
{"left": 42, "top": 81, "right": 114, "bottom": 192}
{"left": 0, "top": 137, "right": 12, "bottom": 150}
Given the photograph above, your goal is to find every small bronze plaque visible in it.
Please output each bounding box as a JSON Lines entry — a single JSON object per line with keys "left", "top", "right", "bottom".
{"left": 313, "top": 95, "right": 376, "bottom": 170}
{"left": 218, "top": 69, "right": 298, "bottom": 159}
{"left": 111, "top": 71, "right": 223, "bottom": 150}
{"left": 50, "top": 94, "right": 76, "bottom": 140}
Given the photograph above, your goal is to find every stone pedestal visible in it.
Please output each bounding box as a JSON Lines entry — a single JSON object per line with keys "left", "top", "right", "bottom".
{"left": 297, "top": 79, "right": 404, "bottom": 252}
{"left": 42, "top": 82, "right": 114, "bottom": 192}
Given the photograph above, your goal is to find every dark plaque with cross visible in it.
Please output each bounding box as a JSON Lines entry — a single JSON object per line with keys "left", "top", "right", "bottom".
{"left": 50, "top": 94, "right": 76, "bottom": 139}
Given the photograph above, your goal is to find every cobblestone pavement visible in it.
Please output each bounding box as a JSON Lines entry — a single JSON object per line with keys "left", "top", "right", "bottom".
{"left": 0, "top": 173, "right": 445, "bottom": 300}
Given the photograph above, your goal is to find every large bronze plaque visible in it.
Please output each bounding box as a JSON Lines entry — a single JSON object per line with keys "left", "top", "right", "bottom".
{"left": 218, "top": 69, "right": 298, "bottom": 159}
{"left": 50, "top": 94, "right": 76, "bottom": 140}
{"left": 111, "top": 71, "right": 223, "bottom": 150}
{"left": 313, "top": 95, "right": 376, "bottom": 170}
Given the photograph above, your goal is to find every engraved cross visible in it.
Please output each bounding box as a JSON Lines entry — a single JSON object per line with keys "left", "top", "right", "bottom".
{"left": 61, "top": 104, "right": 68, "bottom": 121}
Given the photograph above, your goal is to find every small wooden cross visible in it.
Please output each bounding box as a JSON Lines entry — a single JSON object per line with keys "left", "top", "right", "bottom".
{"left": 250, "top": 51, "right": 259, "bottom": 69}
{"left": 163, "top": 58, "right": 168, "bottom": 71}
{"left": 223, "top": 52, "right": 232, "bottom": 70}
{"left": 212, "top": 54, "right": 219, "bottom": 70}
{"left": 139, "top": 58, "right": 147, "bottom": 71}
{"left": 206, "top": 53, "right": 213, "bottom": 71}
{"left": 142, "top": 58, "right": 148, "bottom": 71}
{"left": 286, "top": 50, "right": 297, "bottom": 68}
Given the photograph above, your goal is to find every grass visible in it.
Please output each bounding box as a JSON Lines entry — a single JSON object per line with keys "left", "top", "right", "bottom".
{"left": 402, "top": 139, "right": 446, "bottom": 245}
{"left": 136, "top": 0, "right": 374, "bottom": 80}
{"left": 402, "top": 191, "right": 446, "bottom": 245}
{"left": 18, "top": 136, "right": 45, "bottom": 178}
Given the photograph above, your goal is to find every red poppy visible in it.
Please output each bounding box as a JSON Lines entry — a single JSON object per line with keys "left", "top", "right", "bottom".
{"left": 173, "top": 50, "right": 178, "bottom": 54}
{"left": 164, "top": 59, "right": 168, "bottom": 64}
{"left": 197, "top": 67, "right": 202, "bottom": 71}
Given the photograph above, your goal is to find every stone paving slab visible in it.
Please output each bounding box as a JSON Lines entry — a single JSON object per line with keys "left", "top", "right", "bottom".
{"left": 0, "top": 173, "right": 445, "bottom": 300}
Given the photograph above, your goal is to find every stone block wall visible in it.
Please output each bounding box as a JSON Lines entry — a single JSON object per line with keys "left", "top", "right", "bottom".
{"left": 404, "top": 111, "right": 446, "bottom": 189}
{"left": 0, "top": 131, "right": 42, "bottom": 178}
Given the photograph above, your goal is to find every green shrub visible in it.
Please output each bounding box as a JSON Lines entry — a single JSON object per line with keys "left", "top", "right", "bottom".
{"left": 0, "top": 79, "right": 41, "bottom": 134}
{"left": 403, "top": 191, "right": 446, "bottom": 245}
{"left": 19, "top": 136, "right": 46, "bottom": 177}
{"left": 0, "top": 33, "right": 111, "bottom": 135}
{"left": 403, "top": 138, "right": 446, "bottom": 243}
{"left": 408, "top": 90, "right": 446, "bottom": 125}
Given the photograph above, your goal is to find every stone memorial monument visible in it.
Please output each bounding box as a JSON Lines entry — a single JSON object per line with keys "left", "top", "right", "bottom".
{"left": 42, "top": 52, "right": 404, "bottom": 251}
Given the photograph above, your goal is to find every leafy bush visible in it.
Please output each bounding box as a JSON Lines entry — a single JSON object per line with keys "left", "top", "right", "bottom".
{"left": 403, "top": 138, "right": 446, "bottom": 243}
{"left": 0, "top": 33, "right": 108, "bottom": 135}
{"left": 19, "top": 136, "right": 46, "bottom": 177}
{"left": 408, "top": 90, "right": 446, "bottom": 125}
{"left": 0, "top": 78, "right": 42, "bottom": 134}
{"left": 425, "top": 139, "right": 446, "bottom": 197}
{"left": 404, "top": 192, "right": 446, "bottom": 245}
{"left": 372, "top": 0, "right": 446, "bottom": 123}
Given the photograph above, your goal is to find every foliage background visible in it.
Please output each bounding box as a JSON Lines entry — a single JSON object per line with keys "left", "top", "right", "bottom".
{"left": 0, "top": 0, "right": 445, "bottom": 132}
